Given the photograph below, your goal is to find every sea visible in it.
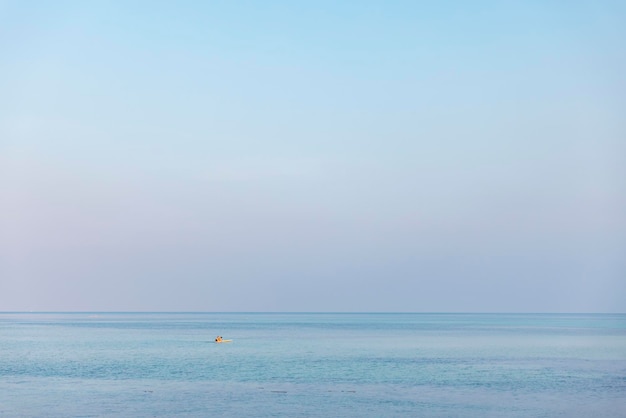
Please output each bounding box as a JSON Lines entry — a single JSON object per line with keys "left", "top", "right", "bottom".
{"left": 1, "top": 313, "right": 625, "bottom": 417}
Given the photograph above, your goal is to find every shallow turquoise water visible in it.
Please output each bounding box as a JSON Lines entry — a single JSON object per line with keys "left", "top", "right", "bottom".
{"left": 1, "top": 313, "right": 625, "bottom": 417}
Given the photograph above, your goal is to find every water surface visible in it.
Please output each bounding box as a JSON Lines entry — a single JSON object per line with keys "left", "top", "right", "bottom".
{"left": 1, "top": 313, "right": 625, "bottom": 417}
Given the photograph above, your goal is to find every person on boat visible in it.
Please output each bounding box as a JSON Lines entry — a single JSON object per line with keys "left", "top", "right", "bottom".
{"left": 215, "top": 336, "right": 223, "bottom": 342}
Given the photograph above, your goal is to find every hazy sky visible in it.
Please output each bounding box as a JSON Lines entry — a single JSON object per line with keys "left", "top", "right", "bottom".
{"left": 1, "top": 0, "right": 624, "bottom": 312}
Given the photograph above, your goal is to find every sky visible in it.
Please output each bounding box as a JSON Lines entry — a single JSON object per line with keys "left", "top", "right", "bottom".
{"left": 1, "top": 0, "right": 624, "bottom": 312}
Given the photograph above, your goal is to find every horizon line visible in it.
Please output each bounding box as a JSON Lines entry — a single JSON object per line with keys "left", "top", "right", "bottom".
{"left": 1, "top": 311, "right": 625, "bottom": 315}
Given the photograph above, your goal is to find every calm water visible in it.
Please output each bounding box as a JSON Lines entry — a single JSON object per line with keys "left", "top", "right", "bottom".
{"left": 1, "top": 313, "right": 625, "bottom": 417}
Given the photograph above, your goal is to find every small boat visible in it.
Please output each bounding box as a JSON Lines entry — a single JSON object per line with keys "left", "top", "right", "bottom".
{"left": 215, "top": 339, "right": 232, "bottom": 343}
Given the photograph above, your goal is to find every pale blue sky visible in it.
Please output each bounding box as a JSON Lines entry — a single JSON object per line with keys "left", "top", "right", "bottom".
{"left": 1, "top": 1, "right": 624, "bottom": 312}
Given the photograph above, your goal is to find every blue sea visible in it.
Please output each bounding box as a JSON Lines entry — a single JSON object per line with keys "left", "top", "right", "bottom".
{"left": 1, "top": 313, "right": 625, "bottom": 417}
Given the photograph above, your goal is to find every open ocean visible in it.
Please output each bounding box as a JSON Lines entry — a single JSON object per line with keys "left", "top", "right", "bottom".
{"left": 1, "top": 313, "right": 625, "bottom": 417}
